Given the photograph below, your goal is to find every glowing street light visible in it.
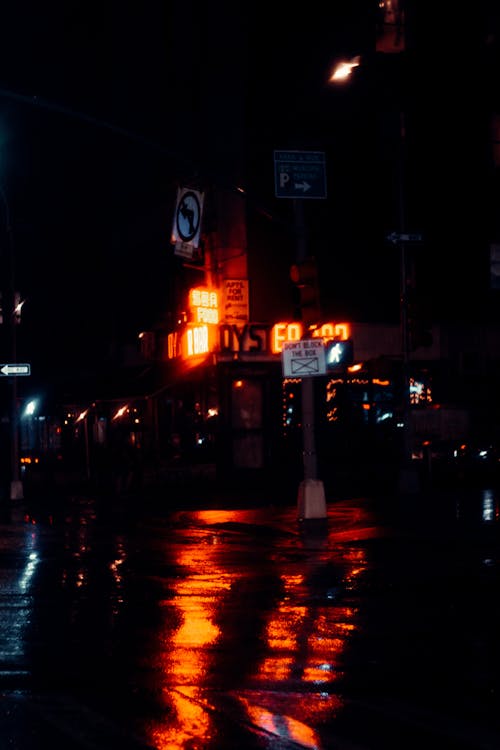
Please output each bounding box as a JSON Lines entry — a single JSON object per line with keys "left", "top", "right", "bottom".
{"left": 23, "top": 399, "right": 38, "bottom": 418}
{"left": 329, "top": 56, "right": 361, "bottom": 83}
{"left": 328, "top": 51, "right": 420, "bottom": 490}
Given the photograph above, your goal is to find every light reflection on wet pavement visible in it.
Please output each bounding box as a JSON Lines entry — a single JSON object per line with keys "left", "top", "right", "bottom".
{"left": 1, "top": 488, "right": 500, "bottom": 748}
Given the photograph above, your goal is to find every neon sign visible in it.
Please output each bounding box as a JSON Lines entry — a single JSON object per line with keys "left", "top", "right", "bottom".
{"left": 311, "top": 322, "right": 350, "bottom": 342}
{"left": 187, "top": 325, "right": 209, "bottom": 356}
{"left": 271, "top": 323, "right": 302, "bottom": 353}
{"left": 189, "top": 287, "right": 219, "bottom": 325}
{"left": 170, "top": 317, "right": 351, "bottom": 361}
{"left": 271, "top": 321, "right": 350, "bottom": 353}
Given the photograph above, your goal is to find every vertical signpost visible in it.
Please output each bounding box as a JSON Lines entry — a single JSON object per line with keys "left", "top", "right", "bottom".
{"left": 387, "top": 229, "right": 423, "bottom": 493}
{"left": 171, "top": 187, "right": 204, "bottom": 260}
{"left": 0, "top": 364, "right": 30, "bottom": 501}
{"left": 274, "top": 150, "right": 328, "bottom": 521}
{"left": 0, "top": 187, "right": 26, "bottom": 504}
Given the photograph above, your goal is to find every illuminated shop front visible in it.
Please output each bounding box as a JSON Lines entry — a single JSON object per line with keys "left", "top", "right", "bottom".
{"left": 163, "top": 285, "right": 362, "bottom": 479}
{"left": 157, "top": 282, "right": 437, "bottom": 486}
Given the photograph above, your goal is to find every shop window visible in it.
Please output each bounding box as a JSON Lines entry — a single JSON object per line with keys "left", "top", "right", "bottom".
{"left": 231, "top": 379, "right": 262, "bottom": 429}
{"left": 231, "top": 379, "right": 264, "bottom": 468}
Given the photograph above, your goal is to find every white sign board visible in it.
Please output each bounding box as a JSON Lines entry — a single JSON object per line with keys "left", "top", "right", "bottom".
{"left": 222, "top": 279, "right": 249, "bottom": 324}
{"left": 0, "top": 363, "right": 31, "bottom": 376}
{"left": 281, "top": 339, "right": 326, "bottom": 378}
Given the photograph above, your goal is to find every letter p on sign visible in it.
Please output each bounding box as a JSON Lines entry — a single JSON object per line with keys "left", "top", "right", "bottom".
{"left": 279, "top": 171, "right": 290, "bottom": 188}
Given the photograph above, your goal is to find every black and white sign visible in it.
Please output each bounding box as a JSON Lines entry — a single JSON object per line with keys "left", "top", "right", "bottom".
{"left": 282, "top": 339, "right": 326, "bottom": 377}
{"left": 172, "top": 187, "right": 204, "bottom": 257}
{"left": 386, "top": 231, "right": 423, "bottom": 244}
{"left": 0, "top": 363, "right": 31, "bottom": 376}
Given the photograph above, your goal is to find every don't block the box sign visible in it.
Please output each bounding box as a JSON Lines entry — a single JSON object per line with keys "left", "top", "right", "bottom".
{"left": 281, "top": 339, "right": 326, "bottom": 377}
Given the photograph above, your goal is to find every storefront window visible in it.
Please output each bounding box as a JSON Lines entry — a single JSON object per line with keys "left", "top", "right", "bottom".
{"left": 231, "top": 379, "right": 263, "bottom": 468}
{"left": 231, "top": 380, "right": 262, "bottom": 429}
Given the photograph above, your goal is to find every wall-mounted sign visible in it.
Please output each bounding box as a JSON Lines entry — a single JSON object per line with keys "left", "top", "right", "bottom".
{"left": 189, "top": 287, "right": 219, "bottom": 324}
{"left": 168, "top": 320, "right": 351, "bottom": 361}
{"left": 222, "top": 279, "right": 249, "bottom": 324}
{"left": 184, "top": 325, "right": 210, "bottom": 358}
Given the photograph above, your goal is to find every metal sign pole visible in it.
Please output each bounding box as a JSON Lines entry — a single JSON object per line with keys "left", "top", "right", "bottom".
{"left": 273, "top": 152, "right": 328, "bottom": 520}
{"left": 396, "top": 112, "right": 419, "bottom": 494}
{"left": 2, "top": 190, "right": 23, "bottom": 501}
{"left": 293, "top": 199, "right": 317, "bottom": 481}
{"left": 293, "top": 200, "right": 326, "bottom": 520}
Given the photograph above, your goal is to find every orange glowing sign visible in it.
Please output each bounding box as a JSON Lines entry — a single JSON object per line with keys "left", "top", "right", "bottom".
{"left": 167, "top": 331, "right": 178, "bottom": 359}
{"left": 272, "top": 322, "right": 302, "bottom": 354}
{"left": 182, "top": 324, "right": 214, "bottom": 358}
{"left": 312, "top": 322, "right": 350, "bottom": 342}
{"left": 174, "top": 317, "right": 351, "bottom": 361}
{"left": 189, "top": 287, "right": 219, "bottom": 325}
{"left": 271, "top": 322, "right": 350, "bottom": 354}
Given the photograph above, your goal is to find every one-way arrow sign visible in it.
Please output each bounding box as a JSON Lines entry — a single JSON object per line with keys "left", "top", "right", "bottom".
{"left": 0, "top": 363, "right": 31, "bottom": 376}
{"left": 387, "top": 231, "right": 423, "bottom": 244}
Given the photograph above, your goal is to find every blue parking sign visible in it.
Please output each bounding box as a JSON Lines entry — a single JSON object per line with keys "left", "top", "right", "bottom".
{"left": 274, "top": 150, "right": 327, "bottom": 199}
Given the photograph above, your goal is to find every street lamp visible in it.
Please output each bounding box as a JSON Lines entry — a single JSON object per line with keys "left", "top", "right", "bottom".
{"left": 280, "top": 62, "right": 357, "bottom": 520}
{"left": 293, "top": 58, "right": 361, "bottom": 522}
{"left": 328, "top": 52, "right": 420, "bottom": 491}
{"left": 76, "top": 408, "right": 91, "bottom": 481}
{"left": 329, "top": 56, "right": 361, "bottom": 83}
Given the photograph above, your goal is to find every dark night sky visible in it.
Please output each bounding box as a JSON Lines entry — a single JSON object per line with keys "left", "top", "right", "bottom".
{"left": 0, "top": 3, "right": 367, "bottom": 378}
{"left": 0, "top": 2, "right": 499, "bottom": 398}
{"left": 0, "top": 2, "right": 183, "bottom": 385}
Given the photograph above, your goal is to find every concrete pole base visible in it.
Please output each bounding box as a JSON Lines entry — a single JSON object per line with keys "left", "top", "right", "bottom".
{"left": 297, "top": 478, "right": 327, "bottom": 520}
{"left": 10, "top": 480, "right": 23, "bottom": 501}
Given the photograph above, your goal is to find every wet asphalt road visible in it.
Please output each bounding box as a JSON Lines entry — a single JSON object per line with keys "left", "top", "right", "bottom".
{"left": 1, "top": 485, "right": 500, "bottom": 749}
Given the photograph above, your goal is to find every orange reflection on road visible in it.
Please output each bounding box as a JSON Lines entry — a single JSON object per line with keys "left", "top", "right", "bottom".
{"left": 239, "top": 697, "right": 322, "bottom": 749}
{"left": 142, "top": 507, "right": 369, "bottom": 748}
{"left": 145, "top": 527, "right": 239, "bottom": 749}
{"left": 149, "top": 689, "right": 210, "bottom": 750}
{"left": 246, "top": 544, "right": 366, "bottom": 734}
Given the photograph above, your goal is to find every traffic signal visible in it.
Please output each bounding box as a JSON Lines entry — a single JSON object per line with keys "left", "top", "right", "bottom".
{"left": 406, "top": 287, "right": 433, "bottom": 351}
{"left": 325, "top": 339, "right": 354, "bottom": 370}
{"left": 290, "top": 257, "right": 321, "bottom": 327}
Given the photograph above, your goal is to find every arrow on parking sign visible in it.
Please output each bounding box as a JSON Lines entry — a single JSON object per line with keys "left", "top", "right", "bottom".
{"left": 294, "top": 181, "right": 311, "bottom": 193}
